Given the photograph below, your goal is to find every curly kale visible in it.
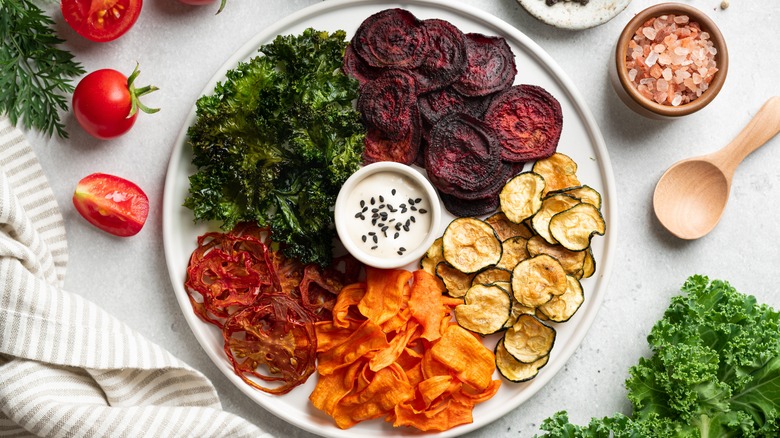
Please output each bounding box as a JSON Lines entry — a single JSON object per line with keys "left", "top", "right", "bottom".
{"left": 184, "top": 28, "right": 364, "bottom": 266}
{"left": 539, "top": 276, "right": 780, "bottom": 438}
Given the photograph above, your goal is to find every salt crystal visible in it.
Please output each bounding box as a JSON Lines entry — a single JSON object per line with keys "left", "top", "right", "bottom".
{"left": 640, "top": 78, "right": 655, "bottom": 86}
{"left": 692, "top": 73, "right": 702, "bottom": 85}
{"left": 700, "top": 32, "right": 710, "bottom": 40}
{"left": 654, "top": 91, "right": 668, "bottom": 104}
{"left": 628, "top": 68, "right": 638, "bottom": 81}
{"left": 645, "top": 51, "right": 659, "bottom": 67}
{"left": 657, "top": 79, "right": 669, "bottom": 92}
{"left": 654, "top": 44, "right": 666, "bottom": 53}
{"left": 674, "top": 46, "right": 689, "bottom": 56}
{"left": 663, "top": 67, "right": 673, "bottom": 81}
{"left": 674, "top": 15, "right": 689, "bottom": 24}
{"left": 671, "top": 94, "right": 683, "bottom": 106}
{"left": 658, "top": 53, "right": 672, "bottom": 65}
{"left": 642, "top": 27, "right": 657, "bottom": 40}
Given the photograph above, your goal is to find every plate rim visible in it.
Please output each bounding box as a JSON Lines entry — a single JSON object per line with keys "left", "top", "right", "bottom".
{"left": 162, "top": 0, "right": 618, "bottom": 436}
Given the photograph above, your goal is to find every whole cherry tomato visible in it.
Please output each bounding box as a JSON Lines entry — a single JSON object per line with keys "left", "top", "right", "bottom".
{"left": 61, "top": 0, "right": 143, "bottom": 43}
{"left": 72, "top": 64, "right": 158, "bottom": 139}
{"left": 72, "top": 173, "right": 149, "bottom": 237}
{"left": 177, "top": 0, "right": 227, "bottom": 13}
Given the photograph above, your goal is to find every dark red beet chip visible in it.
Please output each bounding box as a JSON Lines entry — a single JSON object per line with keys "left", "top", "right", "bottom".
{"left": 411, "top": 19, "right": 468, "bottom": 93}
{"left": 357, "top": 70, "right": 418, "bottom": 140}
{"left": 453, "top": 33, "right": 517, "bottom": 97}
{"left": 440, "top": 190, "right": 500, "bottom": 217}
{"left": 424, "top": 113, "right": 501, "bottom": 195}
{"left": 362, "top": 109, "right": 421, "bottom": 165}
{"left": 342, "top": 44, "right": 382, "bottom": 86}
{"left": 352, "top": 8, "right": 429, "bottom": 69}
{"left": 418, "top": 87, "right": 487, "bottom": 126}
{"left": 484, "top": 84, "right": 563, "bottom": 163}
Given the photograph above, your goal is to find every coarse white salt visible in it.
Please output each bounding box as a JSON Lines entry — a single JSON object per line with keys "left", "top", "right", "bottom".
{"left": 663, "top": 67, "right": 673, "bottom": 81}
{"left": 672, "top": 94, "right": 683, "bottom": 106}
{"left": 674, "top": 15, "right": 689, "bottom": 24}
{"left": 628, "top": 68, "right": 638, "bottom": 81}
{"left": 645, "top": 51, "right": 659, "bottom": 67}
{"left": 642, "top": 27, "right": 657, "bottom": 40}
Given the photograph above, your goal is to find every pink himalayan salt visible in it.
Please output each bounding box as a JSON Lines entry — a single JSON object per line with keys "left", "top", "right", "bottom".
{"left": 625, "top": 14, "right": 718, "bottom": 106}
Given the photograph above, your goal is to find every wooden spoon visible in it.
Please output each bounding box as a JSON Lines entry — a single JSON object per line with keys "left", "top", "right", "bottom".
{"left": 653, "top": 97, "right": 780, "bottom": 239}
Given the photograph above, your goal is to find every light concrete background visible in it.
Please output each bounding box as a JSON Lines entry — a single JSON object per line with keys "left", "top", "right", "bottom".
{"left": 25, "top": 0, "right": 780, "bottom": 436}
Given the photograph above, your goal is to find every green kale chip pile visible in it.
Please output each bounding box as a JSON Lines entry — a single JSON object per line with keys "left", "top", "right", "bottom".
{"left": 540, "top": 275, "right": 780, "bottom": 437}
{"left": 184, "top": 28, "right": 365, "bottom": 266}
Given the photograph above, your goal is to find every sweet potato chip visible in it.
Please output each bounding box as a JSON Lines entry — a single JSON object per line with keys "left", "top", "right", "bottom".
{"left": 311, "top": 268, "right": 500, "bottom": 431}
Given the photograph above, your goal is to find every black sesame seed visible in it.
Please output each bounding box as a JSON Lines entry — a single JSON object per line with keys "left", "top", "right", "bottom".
{"left": 411, "top": 206, "right": 417, "bottom": 211}
{"left": 408, "top": 198, "right": 414, "bottom": 205}
{"left": 379, "top": 195, "right": 384, "bottom": 202}
{"left": 414, "top": 198, "right": 422, "bottom": 203}
{"left": 410, "top": 216, "right": 416, "bottom": 223}
{"left": 403, "top": 225, "right": 410, "bottom": 232}
{"left": 371, "top": 208, "right": 379, "bottom": 213}
{"left": 371, "top": 245, "right": 378, "bottom": 250}
{"left": 405, "top": 219, "right": 411, "bottom": 227}
{"left": 389, "top": 218, "right": 395, "bottom": 222}
{"left": 368, "top": 232, "right": 375, "bottom": 235}
{"left": 370, "top": 197, "right": 375, "bottom": 205}
{"left": 391, "top": 189, "right": 397, "bottom": 195}
{"left": 399, "top": 247, "right": 406, "bottom": 251}
{"left": 381, "top": 226, "right": 389, "bottom": 232}
{"left": 395, "top": 223, "right": 402, "bottom": 230}
{"left": 360, "top": 200, "right": 365, "bottom": 208}
{"left": 419, "top": 209, "right": 427, "bottom": 214}
{"left": 362, "top": 206, "right": 368, "bottom": 212}
{"left": 373, "top": 235, "right": 378, "bottom": 243}
{"left": 361, "top": 235, "right": 367, "bottom": 242}
{"left": 354, "top": 212, "right": 362, "bottom": 218}
{"left": 399, "top": 203, "right": 406, "bottom": 209}
{"left": 378, "top": 204, "right": 385, "bottom": 209}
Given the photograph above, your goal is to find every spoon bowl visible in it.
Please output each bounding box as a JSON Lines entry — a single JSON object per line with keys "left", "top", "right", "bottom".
{"left": 653, "top": 97, "right": 780, "bottom": 239}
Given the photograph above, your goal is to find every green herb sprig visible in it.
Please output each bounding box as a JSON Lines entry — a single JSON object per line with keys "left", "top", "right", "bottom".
{"left": 0, "top": 0, "right": 84, "bottom": 138}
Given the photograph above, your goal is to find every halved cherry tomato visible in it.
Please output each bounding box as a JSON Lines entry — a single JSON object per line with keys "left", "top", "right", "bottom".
{"left": 62, "top": 0, "right": 143, "bottom": 43}
{"left": 72, "top": 64, "right": 158, "bottom": 139}
{"left": 72, "top": 173, "right": 149, "bottom": 237}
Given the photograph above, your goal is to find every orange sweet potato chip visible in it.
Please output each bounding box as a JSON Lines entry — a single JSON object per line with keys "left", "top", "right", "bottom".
{"left": 311, "top": 268, "right": 500, "bottom": 432}
{"left": 358, "top": 267, "right": 412, "bottom": 326}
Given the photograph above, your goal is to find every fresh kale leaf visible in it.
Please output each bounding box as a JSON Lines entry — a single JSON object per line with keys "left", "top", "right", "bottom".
{"left": 539, "top": 275, "right": 780, "bottom": 438}
{"left": 184, "top": 28, "right": 364, "bottom": 266}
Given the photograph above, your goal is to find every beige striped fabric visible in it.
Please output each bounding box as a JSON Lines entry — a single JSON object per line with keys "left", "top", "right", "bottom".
{"left": 0, "top": 117, "right": 270, "bottom": 438}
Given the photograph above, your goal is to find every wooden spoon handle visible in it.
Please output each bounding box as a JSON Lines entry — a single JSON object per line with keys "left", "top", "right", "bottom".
{"left": 712, "top": 96, "right": 780, "bottom": 175}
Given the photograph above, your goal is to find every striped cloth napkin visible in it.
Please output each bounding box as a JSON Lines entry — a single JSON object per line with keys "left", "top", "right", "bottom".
{"left": 0, "top": 117, "right": 271, "bottom": 438}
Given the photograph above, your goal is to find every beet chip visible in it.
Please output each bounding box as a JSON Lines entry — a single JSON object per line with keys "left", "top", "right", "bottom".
{"left": 363, "top": 115, "right": 421, "bottom": 165}
{"left": 484, "top": 84, "right": 563, "bottom": 163}
{"left": 453, "top": 33, "right": 517, "bottom": 97}
{"left": 412, "top": 19, "right": 468, "bottom": 93}
{"left": 424, "top": 113, "right": 501, "bottom": 196}
{"left": 440, "top": 191, "right": 500, "bottom": 217}
{"left": 418, "top": 87, "right": 488, "bottom": 126}
{"left": 342, "top": 44, "right": 382, "bottom": 86}
{"left": 352, "top": 8, "right": 429, "bottom": 69}
{"left": 357, "top": 70, "right": 418, "bottom": 140}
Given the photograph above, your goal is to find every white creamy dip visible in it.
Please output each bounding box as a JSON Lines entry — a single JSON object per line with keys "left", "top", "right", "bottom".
{"left": 344, "top": 171, "right": 432, "bottom": 259}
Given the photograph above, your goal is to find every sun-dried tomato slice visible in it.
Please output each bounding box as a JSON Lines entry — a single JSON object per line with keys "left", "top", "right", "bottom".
{"left": 352, "top": 8, "right": 429, "bottom": 69}
{"left": 453, "top": 33, "right": 517, "bottom": 97}
{"left": 222, "top": 293, "right": 317, "bottom": 395}
{"left": 484, "top": 84, "right": 563, "bottom": 162}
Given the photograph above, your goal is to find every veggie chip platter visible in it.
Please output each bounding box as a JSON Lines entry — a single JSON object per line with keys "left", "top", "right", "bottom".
{"left": 162, "top": 0, "right": 616, "bottom": 436}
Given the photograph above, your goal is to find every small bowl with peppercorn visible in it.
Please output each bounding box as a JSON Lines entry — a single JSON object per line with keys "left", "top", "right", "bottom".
{"left": 609, "top": 2, "right": 728, "bottom": 119}
{"left": 335, "top": 162, "right": 442, "bottom": 270}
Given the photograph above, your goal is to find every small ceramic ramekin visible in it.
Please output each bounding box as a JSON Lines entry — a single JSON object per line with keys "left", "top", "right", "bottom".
{"left": 609, "top": 2, "right": 728, "bottom": 119}
{"left": 334, "top": 162, "right": 441, "bottom": 270}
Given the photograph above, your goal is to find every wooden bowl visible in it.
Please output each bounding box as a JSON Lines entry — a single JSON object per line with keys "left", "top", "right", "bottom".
{"left": 609, "top": 3, "right": 728, "bottom": 119}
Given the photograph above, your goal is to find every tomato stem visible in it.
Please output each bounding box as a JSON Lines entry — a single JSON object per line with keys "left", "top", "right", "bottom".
{"left": 126, "top": 63, "right": 160, "bottom": 118}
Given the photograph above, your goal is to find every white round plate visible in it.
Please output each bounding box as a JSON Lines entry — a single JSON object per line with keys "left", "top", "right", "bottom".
{"left": 163, "top": 0, "right": 617, "bottom": 436}
{"left": 517, "top": 0, "right": 632, "bottom": 30}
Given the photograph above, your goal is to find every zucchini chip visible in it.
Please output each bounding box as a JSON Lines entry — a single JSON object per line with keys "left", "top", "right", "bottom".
{"left": 454, "top": 284, "right": 512, "bottom": 335}
{"left": 532, "top": 152, "right": 580, "bottom": 195}
{"left": 420, "top": 237, "right": 445, "bottom": 276}
{"left": 530, "top": 194, "right": 580, "bottom": 245}
{"left": 495, "top": 340, "right": 549, "bottom": 382}
{"left": 581, "top": 248, "right": 596, "bottom": 279}
{"left": 499, "top": 172, "right": 545, "bottom": 224}
{"left": 503, "top": 314, "right": 556, "bottom": 363}
{"left": 551, "top": 185, "right": 602, "bottom": 210}
{"left": 511, "top": 254, "right": 567, "bottom": 307}
{"left": 496, "top": 236, "right": 530, "bottom": 271}
{"left": 472, "top": 267, "right": 512, "bottom": 286}
{"left": 436, "top": 262, "right": 476, "bottom": 298}
{"left": 503, "top": 292, "right": 536, "bottom": 329}
{"left": 442, "top": 217, "right": 502, "bottom": 273}
{"left": 549, "top": 203, "right": 606, "bottom": 252}
{"left": 537, "top": 275, "right": 584, "bottom": 322}
{"left": 485, "top": 212, "right": 533, "bottom": 241}
{"left": 526, "top": 235, "right": 587, "bottom": 278}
